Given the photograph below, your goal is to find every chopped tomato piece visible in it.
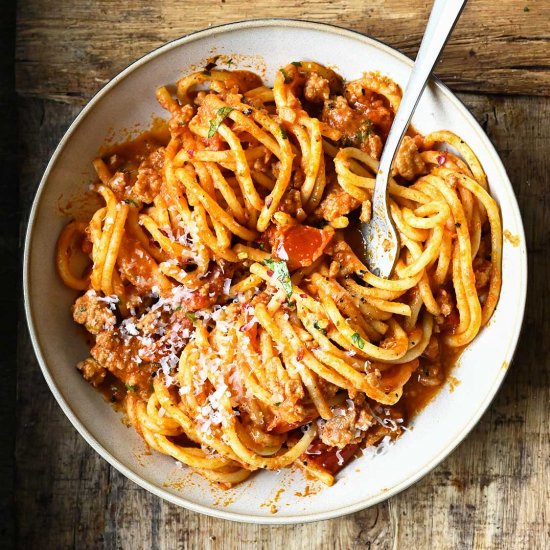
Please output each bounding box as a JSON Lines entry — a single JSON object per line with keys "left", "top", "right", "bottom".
{"left": 303, "top": 439, "right": 359, "bottom": 475}
{"left": 274, "top": 224, "right": 333, "bottom": 270}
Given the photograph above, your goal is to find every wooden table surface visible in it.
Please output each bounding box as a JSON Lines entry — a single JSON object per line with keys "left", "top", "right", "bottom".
{"left": 14, "top": 1, "right": 550, "bottom": 548}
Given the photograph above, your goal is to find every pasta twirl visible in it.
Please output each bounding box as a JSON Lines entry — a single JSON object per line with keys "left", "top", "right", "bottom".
{"left": 56, "top": 61, "right": 502, "bottom": 488}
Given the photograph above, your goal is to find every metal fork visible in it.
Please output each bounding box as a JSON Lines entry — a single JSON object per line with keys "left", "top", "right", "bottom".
{"left": 360, "top": 0, "right": 468, "bottom": 278}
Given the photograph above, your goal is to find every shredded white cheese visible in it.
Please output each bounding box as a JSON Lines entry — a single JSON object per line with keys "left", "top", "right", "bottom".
{"left": 96, "top": 294, "right": 119, "bottom": 311}
{"left": 223, "top": 278, "right": 232, "bottom": 295}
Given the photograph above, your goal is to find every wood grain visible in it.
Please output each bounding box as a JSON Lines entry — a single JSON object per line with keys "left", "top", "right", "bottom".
{"left": 14, "top": 0, "right": 550, "bottom": 547}
{"left": 16, "top": 92, "right": 550, "bottom": 549}
{"left": 1, "top": 2, "right": 17, "bottom": 548}
{"left": 15, "top": 0, "right": 550, "bottom": 104}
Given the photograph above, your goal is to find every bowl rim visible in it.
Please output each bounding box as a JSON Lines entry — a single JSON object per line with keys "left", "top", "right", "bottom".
{"left": 23, "top": 18, "right": 528, "bottom": 524}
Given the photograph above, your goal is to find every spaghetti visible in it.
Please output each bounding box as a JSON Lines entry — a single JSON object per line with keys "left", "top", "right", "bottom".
{"left": 57, "top": 61, "right": 502, "bottom": 487}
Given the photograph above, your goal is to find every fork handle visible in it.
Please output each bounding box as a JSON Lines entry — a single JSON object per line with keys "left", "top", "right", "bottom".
{"left": 374, "top": 0, "right": 468, "bottom": 201}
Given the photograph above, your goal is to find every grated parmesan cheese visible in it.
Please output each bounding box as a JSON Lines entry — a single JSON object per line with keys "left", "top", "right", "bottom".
{"left": 96, "top": 294, "right": 119, "bottom": 311}
{"left": 120, "top": 319, "right": 139, "bottom": 336}
{"left": 223, "top": 278, "right": 232, "bottom": 295}
{"left": 361, "top": 435, "right": 394, "bottom": 460}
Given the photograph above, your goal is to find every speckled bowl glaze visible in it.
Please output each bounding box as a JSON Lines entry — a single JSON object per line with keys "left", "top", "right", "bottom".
{"left": 24, "top": 19, "right": 527, "bottom": 524}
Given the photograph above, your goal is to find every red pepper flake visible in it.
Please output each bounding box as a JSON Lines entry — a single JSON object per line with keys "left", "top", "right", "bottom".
{"left": 188, "top": 149, "right": 195, "bottom": 158}
{"left": 436, "top": 154, "right": 446, "bottom": 165}
{"left": 296, "top": 348, "right": 305, "bottom": 361}
{"left": 266, "top": 269, "right": 274, "bottom": 277}
{"left": 300, "top": 293, "right": 307, "bottom": 299}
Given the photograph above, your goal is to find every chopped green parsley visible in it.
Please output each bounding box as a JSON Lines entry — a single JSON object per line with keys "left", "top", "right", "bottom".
{"left": 208, "top": 107, "right": 234, "bottom": 138}
{"left": 351, "top": 332, "right": 365, "bottom": 350}
{"left": 263, "top": 258, "right": 292, "bottom": 298}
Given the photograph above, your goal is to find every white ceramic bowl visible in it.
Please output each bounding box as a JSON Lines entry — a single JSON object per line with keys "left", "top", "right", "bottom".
{"left": 24, "top": 19, "right": 527, "bottom": 524}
